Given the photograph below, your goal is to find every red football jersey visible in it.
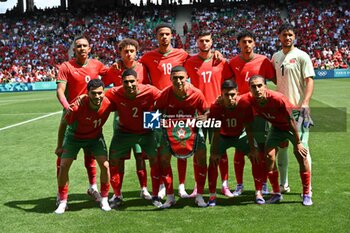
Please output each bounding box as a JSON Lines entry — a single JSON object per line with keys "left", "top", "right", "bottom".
{"left": 185, "top": 55, "right": 233, "bottom": 105}
{"left": 229, "top": 54, "right": 275, "bottom": 94}
{"left": 156, "top": 84, "right": 208, "bottom": 116}
{"left": 209, "top": 97, "right": 254, "bottom": 137}
{"left": 57, "top": 58, "right": 113, "bottom": 103}
{"left": 242, "top": 90, "right": 295, "bottom": 131}
{"left": 102, "top": 62, "right": 148, "bottom": 87}
{"left": 64, "top": 96, "right": 113, "bottom": 140}
{"left": 105, "top": 84, "right": 160, "bottom": 134}
{"left": 140, "top": 48, "right": 189, "bottom": 90}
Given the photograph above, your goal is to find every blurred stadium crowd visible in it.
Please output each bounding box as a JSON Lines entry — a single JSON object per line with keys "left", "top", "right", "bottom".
{"left": 0, "top": 0, "right": 349, "bottom": 83}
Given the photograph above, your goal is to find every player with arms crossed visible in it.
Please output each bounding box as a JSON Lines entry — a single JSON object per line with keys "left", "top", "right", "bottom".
{"left": 103, "top": 38, "right": 152, "bottom": 201}
{"left": 184, "top": 30, "right": 234, "bottom": 198}
{"left": 155, "top": 66, "right": 209, "bottom": 208}
{"left": 56, "top": 35, "right": 116, "bottom": 201}
{"left": 105, "top": 69, "right": 163, "bottom": 208}
{"left": 272, "top": 23, "right": 315, "bottom": 194}
{"left": 228, "top": 29, "right": 275, "bottom": 196}
{"left": 55, "top": 79, "right": 113, "bottom": 214}
{"left": 244, "top": 75, "right": 312, "bottom": 206}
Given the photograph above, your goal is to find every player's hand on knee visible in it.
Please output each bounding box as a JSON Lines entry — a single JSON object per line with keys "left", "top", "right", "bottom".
{"left": 55, "top": 147, "right": 63, "bottom": 156}
{"left": 294, "top": 143, "right": 308, "bottom": 158}
{"left": 248, "top": 148, "right": 260, "bottom": 164}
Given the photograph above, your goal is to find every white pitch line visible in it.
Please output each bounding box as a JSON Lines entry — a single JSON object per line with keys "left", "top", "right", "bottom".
{"left": 0, "top": 111, "right": 61, "bottom": 131}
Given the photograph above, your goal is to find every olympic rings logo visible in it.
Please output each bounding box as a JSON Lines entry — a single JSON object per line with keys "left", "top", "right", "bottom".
{"left": 317, "top": 71, "right": 328, "bottom": 76}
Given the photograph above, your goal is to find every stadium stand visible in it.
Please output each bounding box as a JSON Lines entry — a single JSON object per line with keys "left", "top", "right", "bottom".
{"left": 0, "top": 1, "right": 349, "bottom": 83}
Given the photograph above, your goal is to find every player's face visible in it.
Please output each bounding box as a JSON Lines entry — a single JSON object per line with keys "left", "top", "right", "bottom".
{"left": 279, "top": 29, "right": 295, "bottom": 48}
{"left": 157, "top": 27, "right": 172, "bottom": 47}
{"left": 88, "top": 86, "right": 104, "bottom": 107}
{"left": 171, "top": 71, "right": 188, "bottom": 92}
{"left": 197, "top": 35, "right": 212, "bottom": 52}
{"left": 238, "top": 36, "right": 255, "bottom": 54}
{"left": 249, "top": 77, "right": 267, "bottom": 100}
{"left": 222, "top": 88, "right": 239, "bottom": 108}
{"left": 122, "top": 75, "right": 138, "bottom": 96}
{"left": 120, "top": 45, "right": 137, "bottom": 62}
{"left": 74, "top": 38, "right": 91, "bottom": 59}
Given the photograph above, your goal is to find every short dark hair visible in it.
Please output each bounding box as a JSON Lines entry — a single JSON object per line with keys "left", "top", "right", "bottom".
{"left": 237, "top": 29, "right": 255, "bottom": 42}
{"left": 171, "top": 66, "right": 187, "bottom": 74}
{"left": 155, "top": 23, "right": 173, "bottom": 34}
{"left": 87, "top": 79, "right": 104, "bottom": 91}
{"left": 118, "top": 38, "right": 139, "bottom": 52}
{"left": 74, "top": 35, "right": 89, "bottom": 46}
{"left": 122, "top": 68, "right": 137, "bottom": 79}
{"left": 278, "top": 22, "right": 295, "bottom": 34}
{"left": 249, "top": 75, "right": 266, "bottom": 85}
{"left": 221, "top": 79, "right": 237, "bottom": 90}
{"left": 197, "top": 30, "right": 212, "bottom": 39}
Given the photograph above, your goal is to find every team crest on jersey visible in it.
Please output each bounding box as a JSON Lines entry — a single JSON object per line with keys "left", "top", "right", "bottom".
{"left": 290, "top": 59, "right": 296, "bottom": 64}
{"left": 173, "top": 126, "right": 191, "bottom": 146}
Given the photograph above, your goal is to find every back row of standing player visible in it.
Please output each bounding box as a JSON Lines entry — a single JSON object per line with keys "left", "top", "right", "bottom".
{"left": 54, "top": 22, "right": 314, "bottom": 213}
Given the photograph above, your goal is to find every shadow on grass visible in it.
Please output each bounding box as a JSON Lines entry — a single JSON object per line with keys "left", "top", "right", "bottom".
{"left": 4, "top": 190, "right": 303, "bottom": 214}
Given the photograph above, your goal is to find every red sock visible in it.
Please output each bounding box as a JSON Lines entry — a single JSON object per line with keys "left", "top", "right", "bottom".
{"left": 251, "top": 161, "right": 263, "bottom": 191}
{"left": 100, "top": 182, "right": 110, "bottom": 198}
{"left": 137, "top": 169, "right": 147, "bottom": 188}
{"left": 193, "top": 156, "right": 198, "bottom": 183}
{"left": 84, "top": 154, "right": 96, "bottom": 185}
{"left": 195, "top": 165, "right": 207, "bottom": 194}
{"left": 177, "top": 158, "right": 187, "bottom": 184}
{"left": 162, "top": 166, "right": 174, "bottom": 195}
{"left": 259, "top": 151, "right": 268, "bottom": 183}
{"left": 300, "top": 171, "right": 311, "bottom": 195}
{"left": 56, "top": 157, "right": 61, "bottom": 177}
{"left": 208, "top": 162, "right": 218, "bottom": 194}
{"left": 150, "top": 163, "right": 161, "bottom": 196}
{"left": 219, "top": 152, "right": 229, "bottom": 181}
{"left": 58, "top": 184, "right": 68, "bottom": 201}
{"left": 110, "top": 165, "right": 124, "bottom": 196}
{"left": 267, "top": 170, "right": 280, "bottom": 193}
{"left": 234, "top": 150, "right": 245, "bottom": 184}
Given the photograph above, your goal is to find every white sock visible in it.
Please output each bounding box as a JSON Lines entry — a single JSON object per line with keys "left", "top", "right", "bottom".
{"left": 222, "top": 180, "right": 228, "bottom": 188}
{"left": 277, "top": 147, "right": 289, "bottom": 187}
{"left": 90, "top": 183, "right": 98, "bottom": 190}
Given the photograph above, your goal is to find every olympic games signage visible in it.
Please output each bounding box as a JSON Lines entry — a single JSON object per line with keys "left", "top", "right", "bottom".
{"left": 0, "top": 81, "right": 57, "bottom": 92}
{"left": 314, "top": 69, "right": 350, "bottom": 79}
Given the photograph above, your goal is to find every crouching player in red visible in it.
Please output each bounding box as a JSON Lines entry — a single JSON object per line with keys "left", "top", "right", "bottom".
{"left": 54, "top": 79, "right": 113, "bottom": 214}
{"left": 155, "top": 66, "right": 209, "bottom": 208}
{"left": 105, "top": 69, "right": 163, "bottom": 208}
{"left": 244, "top": 75, "right": 312, "bottom": 206}
{"left": 208, "top": 80, "right": 263, "bottom": 206}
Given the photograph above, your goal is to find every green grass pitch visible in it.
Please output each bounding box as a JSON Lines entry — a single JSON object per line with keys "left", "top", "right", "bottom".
{"left": 0, "top": 79, "right": 349, "bottom": 233}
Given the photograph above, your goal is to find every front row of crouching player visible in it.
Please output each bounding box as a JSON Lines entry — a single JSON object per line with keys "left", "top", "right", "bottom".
{"left": 54, "top": 67, "right": 312, "bottom": 214}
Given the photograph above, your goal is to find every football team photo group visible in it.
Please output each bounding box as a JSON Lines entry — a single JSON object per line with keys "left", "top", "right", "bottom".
{"left": 1, "top": 1, "right": 349, "bottom": 232}
{"left": 53, "top": 22, "right": 314, "bottom": 214}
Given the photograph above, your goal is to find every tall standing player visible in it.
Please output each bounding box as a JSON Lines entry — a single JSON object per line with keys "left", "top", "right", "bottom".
{"left": 155, "top": 66, "right": 209, "bottom": 208}
{"left": 56, "top": 35, "right": 116, "bottom": 201}
{"left": 244, "top": 75, "right": 312, "bottom": 206}
{"left": 103, "top": 38, "right": 152, "bottom": 201}
{"left": 55, "top": 79, "right": 113, "bottom": 214}
{"left": 272, "top": 23, "right": 315, "bottom": 194}
{"left": 140, "top": 23, "right": 223, "bottom": 199}
{"left": 228, "top": 29, "right": 275, "bottom": 196}
{"left": 139, "top": 23, "right": 190, "bottom": 199}
{"left": 184, "top": 30, "right": 234, "bottom": 198}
